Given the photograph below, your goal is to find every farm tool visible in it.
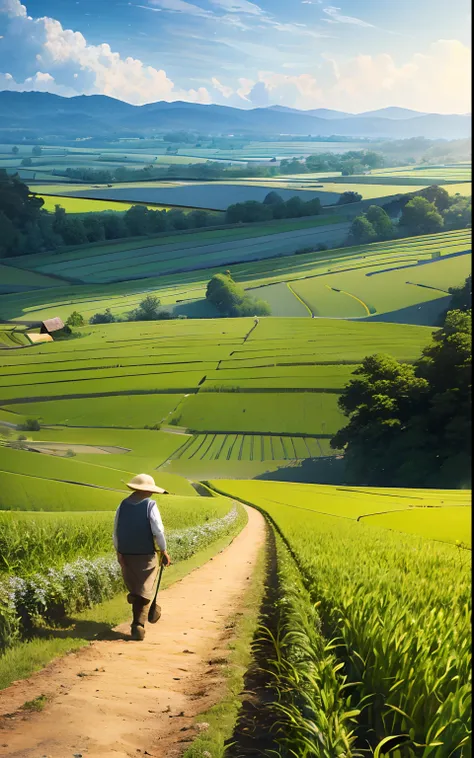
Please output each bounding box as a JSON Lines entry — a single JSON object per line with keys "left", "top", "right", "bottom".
{"left": 148, "top": 563, "right": 164, "bottom": 623}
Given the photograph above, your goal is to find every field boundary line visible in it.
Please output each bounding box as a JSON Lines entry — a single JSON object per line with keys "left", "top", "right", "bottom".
{"left": 325, "top": 284, "right": 372, "bottom": 316}
{"left": 286, "top": 282, "right": 313, "bottom": 316}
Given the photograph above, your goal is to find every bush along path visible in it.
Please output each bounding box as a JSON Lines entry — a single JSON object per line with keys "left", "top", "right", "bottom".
{"left": 0, "top": 505, "right": 266, "bottom": 758}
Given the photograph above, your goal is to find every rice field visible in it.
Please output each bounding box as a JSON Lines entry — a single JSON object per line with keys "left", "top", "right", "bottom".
{"left": 171, "top": 433, "right": 333, "bottom": 463}
{"left": 210, "top": 478, "right": 471, "bottom": 755}
{"left": 38, "top": 194, "right": 173, "bottom": 214}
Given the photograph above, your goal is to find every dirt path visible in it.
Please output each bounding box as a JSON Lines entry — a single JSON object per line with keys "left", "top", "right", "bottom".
{"left": 0, "top": 506, "right": 266, "bottom": 758}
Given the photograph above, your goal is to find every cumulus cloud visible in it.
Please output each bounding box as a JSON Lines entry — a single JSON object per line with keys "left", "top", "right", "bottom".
{"left": 0, "top": 0, "right": 211, "bottom": 104}
{"left": 320, "top": 40, "right": 471, "bottom": 113}
{"left": 210, "top": 39, "right": 471, "bottom": 114}
{"left": 211, "top": 76, "right": 234, "bottom": 98}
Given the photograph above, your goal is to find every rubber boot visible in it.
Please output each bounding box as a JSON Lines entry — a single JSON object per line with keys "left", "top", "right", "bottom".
{"left": 131, "top": 597, "right": 149, "bottom": 641}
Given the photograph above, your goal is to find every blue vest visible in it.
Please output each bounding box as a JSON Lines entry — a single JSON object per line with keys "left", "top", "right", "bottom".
{"left": 116, "top": 497, "right": 155, "bottom": 555}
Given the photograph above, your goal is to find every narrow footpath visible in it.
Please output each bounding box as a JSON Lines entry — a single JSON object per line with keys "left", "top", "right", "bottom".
{"left": 0, "top": 506, "right": 266, "bottom": 758}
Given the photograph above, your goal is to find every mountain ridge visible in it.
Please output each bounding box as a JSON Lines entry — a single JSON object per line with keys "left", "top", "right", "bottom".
{"left": 0, "top": 91, "right": 470, "bottom": 140}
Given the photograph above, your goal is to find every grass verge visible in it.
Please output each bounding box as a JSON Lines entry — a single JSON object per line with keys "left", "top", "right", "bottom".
{"left": 182, "top": 525, "right": 267, "bottom": 758}
{"left": 0, "top": 507, "right": 247, "bottom": 691}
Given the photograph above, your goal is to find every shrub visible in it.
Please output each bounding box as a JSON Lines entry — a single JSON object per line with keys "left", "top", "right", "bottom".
{"left": 90, "top": 308, "right": 115, "bottom": 325}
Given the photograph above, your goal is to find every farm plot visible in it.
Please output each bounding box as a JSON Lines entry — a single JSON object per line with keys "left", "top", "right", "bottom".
{"left": 210, "top": 479, "right": 471, "bottom": 755}
{"left": 57, "top": 183, "right": 343, "bottom": 210}
{"left": 3, "top": 215, "right": 346, "bottom": 285}
{"left": 0, "top": 264, "right": 64, "bottom": 294}
{"left": 170, "top": 392, "right": 344, "bottom": 436}
{"left": 38, "top": 195, "right": 172, "bottom": 214}
{"left": 171, "top": 433, "right": 329, "bottom": 462}
{"left": 0, "top": 394, "right": 184, "bottom": 427}
{"left": 212, "top": 479, "right": 471, "bottom": 532}
{"left": 0, "top": 229, "right": 467, "bottom": 324}
{"left": 363, "top": 506, "right": 471, "bottom": 546}
{"left": 0, "top": 494, "right": 234, "bottom": 575}
{"left": 202, "top": 363, "right": 357, "bottom": 391}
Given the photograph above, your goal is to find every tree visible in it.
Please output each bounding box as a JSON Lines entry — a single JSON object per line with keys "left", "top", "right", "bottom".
{"left": 90, "top": 308, "right": 115, "bottom": 324}
{"left": 130, "top": 295, "right": 162, "bottom": 321}
{"left": 420, "top": 185, "right": 450, "bottom": 212}
{"left": 0, "top": 210, "right": 19, "bottom": 257}
{"left": 32, "top": 146, "right": 42, "bottom": 157}
{"left": 331, "top": 310, "right": 471, "bottom": 487}
{"left": 349, "top": 215, "right": 377, "bottom": 244}
{"left": 400, "top": 196, "right": 444, "bottom": 235}
{"left": 206, "top": 272, "right": 271, "bottom": 317}
{"left": 443, "top": 197, "right": 471, "bottom": 229}
{"left": 448, "top": 275, "right": 472, "bottom": 313}
{"left": 263, "top": 191, "right": 284, "bottom": 206}
{"left": 21, "top": 157, "right": 33, "bottom": 167}
{"left": 66, "top": 311, "right": 85, "bottom": 327}
{"left": 12, "top": 146, "right": 19, "bottom": 155}
{"left": 365, "top": 205, "right": 394, "bottom": 239}
{"left": 0, "top": 170, "right": 44, "bottom": 229}
{"left": 226, "top": 201, "right": 272, "bottom": 224}
{"left": 337, "top": 191, "right": 362, "bottom": 205}
{"left": 124, "top": 205, "right": 151, "bottom": 236}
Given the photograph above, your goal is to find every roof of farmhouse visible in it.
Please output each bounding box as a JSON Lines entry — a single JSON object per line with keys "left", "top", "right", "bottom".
{"left": 41, "top": 317, "right": 64, "bottom": 333}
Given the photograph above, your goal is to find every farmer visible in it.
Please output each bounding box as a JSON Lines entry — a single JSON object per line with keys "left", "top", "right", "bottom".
{"left": 113, "top": 474, "right": 171, "bottom": 641}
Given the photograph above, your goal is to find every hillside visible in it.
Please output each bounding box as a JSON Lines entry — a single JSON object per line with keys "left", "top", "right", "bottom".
{"left": 0, "top": 91, "right": 471, "bottom": 139}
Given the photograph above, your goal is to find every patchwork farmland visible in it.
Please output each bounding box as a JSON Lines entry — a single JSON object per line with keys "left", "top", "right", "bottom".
{"left": 0, "top": 139, "right": 471, "bottom": 757}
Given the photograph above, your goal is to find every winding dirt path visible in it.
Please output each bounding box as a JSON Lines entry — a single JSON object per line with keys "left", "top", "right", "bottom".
{"left": 0, "top": 506, "right": 266, "bottom": 758}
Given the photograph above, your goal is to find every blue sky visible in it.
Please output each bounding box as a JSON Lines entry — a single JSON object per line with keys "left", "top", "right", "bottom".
{"left": 0, "top": 0, "right": 471, "bottom": 111}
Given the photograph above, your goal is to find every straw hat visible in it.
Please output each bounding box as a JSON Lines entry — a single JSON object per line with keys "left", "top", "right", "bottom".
{"left": 125, "top": 473, "right": 167, "bottom": 494}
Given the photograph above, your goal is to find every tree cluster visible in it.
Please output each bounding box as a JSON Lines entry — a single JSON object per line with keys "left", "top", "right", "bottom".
{"left": 0, "top": 172, "right": 223, "bottom": 257}
{"left": 81, "top": 296, "right": 172, "bottom": 325}
{"left": 349, "top": 205, "right": 394, "bottom": 244}
{"left": 226, "top": 191, "right": 322, "bottom": 224}
{"left": 53, "top": 161, "right": 279, "bottom": 184}
{"left": 349, "top": 185, "right": 471, "bottom": 245}
{"left": 331, "top": 304, "right": 471, "bottom": 488}
{"left": 278, "top": 150, "right": 384, "bottom": 176}
{"left": 206, "top": 273, "right": 271, "bottom": 317}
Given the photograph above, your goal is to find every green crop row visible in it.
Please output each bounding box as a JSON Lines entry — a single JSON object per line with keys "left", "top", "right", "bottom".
{"left": 213, "top": 482, "right": 471, "bottom": 755}
{"left": 0, "top": 502, "right": 246, "bottom": 649}
{"left": 0, "top": 495, "right": 233, "bottom": 575}
{"left": 174, "top": 433, "right": 333, "bottom": 462}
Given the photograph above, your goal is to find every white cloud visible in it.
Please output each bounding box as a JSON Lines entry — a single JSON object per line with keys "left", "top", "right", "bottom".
{"left": 208, "top": 0, "right": 264, "bottom": 15}
{"left": 1, "top": 0, "right": 27, "bottom": 17}
{"left": 211, "top": 76, "right": 234, "bottom": 98}
{"left": 147, "top": 0, "right": 212, "bottom": 16}
{"left": 209, "top": 40, "right": 471, "bottom": 113}
{"left": 322, "top": 6, "right": 374, "bottom": 27}
{"left": 0, "top": 0, "right": 211, "bottom": 104}
{"left": 319, "top": 40, "right": 471, "bottom": 113}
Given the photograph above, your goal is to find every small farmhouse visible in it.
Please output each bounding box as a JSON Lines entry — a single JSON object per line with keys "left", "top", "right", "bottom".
{"left": 40, "top": 317, "right": 65, "bottom": 334}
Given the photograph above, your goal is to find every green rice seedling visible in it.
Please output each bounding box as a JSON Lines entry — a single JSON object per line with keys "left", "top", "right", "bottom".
{"left": 0, "top": 495, "right": 234, "bottom": 575}
{"left": 212, "top": 481, "right": 471, "bottom": 755}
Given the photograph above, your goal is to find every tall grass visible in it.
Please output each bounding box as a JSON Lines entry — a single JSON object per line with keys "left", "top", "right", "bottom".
{"left": 220, "top": 491, "right": 471, "bottom": 756}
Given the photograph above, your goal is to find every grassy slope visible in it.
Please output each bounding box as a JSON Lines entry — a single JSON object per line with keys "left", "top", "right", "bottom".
{"left": 210, "top": 479, "right": 471, "bottom": 544}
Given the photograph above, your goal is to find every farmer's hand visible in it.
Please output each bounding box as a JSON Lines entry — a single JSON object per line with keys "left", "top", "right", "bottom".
{"left": 160, "top": 551, "right": 171, "bottom": 567}
{"left": 117, "top": 552, "right": 125, "bottom": 568}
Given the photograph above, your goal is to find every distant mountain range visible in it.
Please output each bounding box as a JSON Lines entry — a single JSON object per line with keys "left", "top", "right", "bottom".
{"left": 0, "top": 91, "right": 471, "bottom": 141}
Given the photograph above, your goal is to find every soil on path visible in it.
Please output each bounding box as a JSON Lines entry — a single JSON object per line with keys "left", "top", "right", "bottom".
{"left": 0, "top": 506, "right": 266, "bottom": 758}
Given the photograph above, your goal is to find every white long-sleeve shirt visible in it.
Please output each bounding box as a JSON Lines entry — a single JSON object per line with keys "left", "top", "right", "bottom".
{"left": 113, "top": 500, "right": 167, "bottom": 553}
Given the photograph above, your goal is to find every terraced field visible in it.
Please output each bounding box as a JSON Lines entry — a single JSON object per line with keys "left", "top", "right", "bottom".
{"left": 1, "top": 215, "right": 348, "bottom": 286}
{"left": 0, "top": 229, "right": 469, "bottom": 327}
{"left": 0, "top": 317, "right": 433, "bottom": 484}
